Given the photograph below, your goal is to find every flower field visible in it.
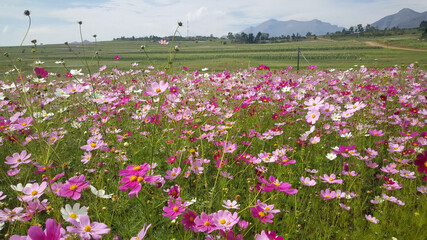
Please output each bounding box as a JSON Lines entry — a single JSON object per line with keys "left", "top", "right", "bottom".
{"left": 0, "top": 61, "right": 426, "bottom": 239}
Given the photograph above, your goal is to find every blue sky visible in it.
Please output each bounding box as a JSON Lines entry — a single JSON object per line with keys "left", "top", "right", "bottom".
{"left": 1, "top": 0, "right": 427, "bottom": 46}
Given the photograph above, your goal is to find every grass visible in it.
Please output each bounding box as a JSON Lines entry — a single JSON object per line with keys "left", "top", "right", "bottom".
{"left": 1, "top": 34, "right": 427, "bottom": 76}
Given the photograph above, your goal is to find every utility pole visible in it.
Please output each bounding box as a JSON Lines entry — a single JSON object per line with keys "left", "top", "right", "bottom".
{"left": 297, "top": 47, "right": 300, "bottom": 73}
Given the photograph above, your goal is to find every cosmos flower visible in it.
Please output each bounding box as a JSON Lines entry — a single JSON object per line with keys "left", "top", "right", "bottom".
{"left": 66, "top": 215, "right": 110, "bottom": 239}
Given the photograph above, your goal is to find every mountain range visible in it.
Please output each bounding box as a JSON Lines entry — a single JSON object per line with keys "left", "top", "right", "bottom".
{"left": 371, "top": 8, "right": 427, "bottom": 29}
{"left": 241, "top": 8, "right": 427, "bottom": 36}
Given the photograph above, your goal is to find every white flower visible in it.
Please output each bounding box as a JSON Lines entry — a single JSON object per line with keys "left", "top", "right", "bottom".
{"left": 331, "top": 113, "right": 341, "bottom": 121}
{"left": 0, "top": 222, "right": 4, "bottom": 231}
{"left": 0, "top": 92, "right": 5, "bottom": 100}
{"left": 186, "top": 198, "right": 197, "bottom": 206}
{"left": 60, "top": 203, "right": 88, "bottom": 222}
{"left": 222, "top": 200, "right": 240, "bottom": 209}
{"left": 1, "top": 83, "right": 16, "bottom": 90}
{"left": 201, "top": 68, "right": 209, "bottom": 71}
{"left": 33, "top": 77, "right": 46, "bottom": 83}
{"left": 35, "top": 60, "right": 44, "bottom": 65}
{"left": 55, "top": 60, "right": 64, "bottom": 64}
{"left": 71, "top": 121, "right": 82, "bottom": 129}
{"left": 281, "top": 86, "right": 291, "bottom": 93}
{"left": 70, "top": 69, "right": 84, "bottom": 76}
{"left": 326, "top": 153, "right": 337, "bottom": 160}
{"left": 55, "top": 88, "right": 70, "bottom": 98}
{"left": 11, "top": 183, "right": 33, "bottom": 192}
{"left": 89, "top": 185, "right": 113, "bottom": 199}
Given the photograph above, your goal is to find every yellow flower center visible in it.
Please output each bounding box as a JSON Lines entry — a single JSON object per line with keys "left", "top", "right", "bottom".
{"left": 326, "top": 195, "right": 331, "bottom": 198}
{"left": 70, "top": 184, "right": 78, "bottom": 191}
{"left": 312, "top": 114, "right": 316, "bottom": 118}
{"left": 90, "top": 143, "right": 96, "bottom": 148}
{"left": 173, "top": 206, "right": 179, "bottom": 212}
{"left": 272, "top": 181, "right": 280, "bottom": 186}
{"left": 130, "top": 175, "right": 137, "bottom": 182}
{"left": 156, "top": 88, "right": 161, "bottom": 93}
{"left": 137, "top": 176, "right": 144, "bottom": 183}
{"left": 424, "top": 161, "right": 427, "bottom": 168}
{"left": 265, "top": 207, "right": 271, "bottom": 211}
{"left": 70, "top": 213, "right": 77, "bottom": 219}
{"left": 84, "top": 225, "right": 91, "bottom": 232}
{"left": 329, "top": 178, "right": 334, "bottom": 181}
{"left": 220, "top": 219, "right": 226, "bottom": 224}
{"left": 22, "top": 122, "right": 27, "bottom": 126}
{"left": 133, "top": 166, "right": 141, "bottom": 171}
{"left": 204, "top": 221, "right": 210, "bottom": 226}
{"left": 172, "top": 172, "right": 176, "bottom": 176}
{"left": 258, "top": 212, "right": 265, "bottom": 217}
{"left": 31, "top": 190, "right": 38, "bottom": 196}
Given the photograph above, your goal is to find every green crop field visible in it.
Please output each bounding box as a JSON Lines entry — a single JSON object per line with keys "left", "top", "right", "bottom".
{"left": 1, "top": 34, "right": 426, "bottom": 76}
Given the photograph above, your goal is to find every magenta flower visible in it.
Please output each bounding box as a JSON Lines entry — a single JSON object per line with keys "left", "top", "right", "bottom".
{"left": 5, "top": 150, "right": 32, "bottom": 168}
{"left": 181, "top": 210, "right": 197, "bottom": 231}
{"left": 320, "top": 189, "right": 336, "bottom": 200}
{"left": 250, "top": 205, "right": 275, "bottom": 224}
{"left": 258, "top": 175, "right": 298, "bottom": 194}
{"left": 334, "top": 145, "right": 357, "bottom": 154}
{"left": 59, "top": 175, "right": 90, "bottom": 200}
{"left": 319, "top": 174, "right": 343, "bottom": 184}
{"left": 146, "top": 81, "right": 169, "bottom": 96}
{"left": 194, "top": 212, "right": 216, "bottom": 233}
{"left": 220, "top": 229, "right": 243, "bottom": 240}
{"left": 131, "top": 223, "right": 151, "bottom": 240}
{"left": 34, "top": 67, "right": 49, "bottom": 78}
{"left": 114, "top": 55, "right": 120, "bottom": 60}
{"left": 118, "top": 163, "right": 161, "bottom": 198}
{"left": 66, "top": 215, "right": 110, "bottom": 239}
{"left": 28, "top": 218, "right": 62, "bottom": 240}
{"left": 162, "top": 199, "right": 186, "bottom": 220}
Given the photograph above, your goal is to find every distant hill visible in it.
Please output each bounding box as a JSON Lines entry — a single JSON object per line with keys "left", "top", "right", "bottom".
{"left": 241, "top": 19, "right": 344, "bottom": 37}
{"left": 371, "top": 8, "right": 427, "bottom": 30}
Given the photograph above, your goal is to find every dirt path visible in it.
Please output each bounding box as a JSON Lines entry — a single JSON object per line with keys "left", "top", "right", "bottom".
{"left": 365, "top": 41, "right": 427, "bottom": 52}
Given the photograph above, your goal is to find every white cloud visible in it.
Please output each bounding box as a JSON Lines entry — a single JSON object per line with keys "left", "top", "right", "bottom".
{"left": 1, "top": 0, "right": 427, "bottom": 46}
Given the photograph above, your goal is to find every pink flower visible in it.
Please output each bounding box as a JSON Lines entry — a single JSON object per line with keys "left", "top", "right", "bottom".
{"left": 220, "top": 229, "right": 243, "bottom": 240}
{"left": 5, "top": 150, "right": 32, "bottom": 168}
{"left": 255, "top": 230, "right": 284, "bottom": 240}
{"left": 339, "top": 203, "right": 350, "bottom": 211}
{"left": 319, "top": 174, "right": 343, "bottom": 184}
{"left": 0, "top": 191, "right": 6, "bottom": 201}
{"left": 28, "top": 218, "right": 62, "bottom": 240}
{"left": 12, "top": 117, "right": 33, "bottom": 130}
{"left": 66, "top": 215, "right": 110, "bottom": 239}
{"left": 158, "top": 39, "right": 169, "bottom": 45}
{"left": 0, "top": 207, "right": 25, "bottom": 222}
{"left": 194, "top": 212, "right": 216, "bottom": 233}
{"left": 165, "top": 167, "right": 181, "bottom": 180}
{"left": 365, "top": 214, "right": 379, "bottom": 224}
{"left": 211, "top": 210, "right": 240, "bottom": 231}
{"left": 300, "top": 176, "right": 317, "bottom": 186}
{"left": 81, "top": 152, "right": 92, "bottom": 164}
{"left": 114, "top": 55, "right": 120, "bottom": 60}
{"left": 21, "top": 182, "right": 48, "bottom": 202}
{"left": 80, "top": 137, "right": 107, "bottom": 151}
{"left": 59, "top": 175, "right": 90, "bottom": 200}
{"left": 368, "top": 129, "right": 384, "bottom": 136}
{"left": 223, "top": 141, "right": 237, "bottom": 153}
{"left": 130, "top": 223, "right": 151, "bottom": 240}
{"left": 320, "top": 189, "right": 336, "bottom": 200}
{"left": 146, "top": 81, "right": 169, "bottom": 96}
